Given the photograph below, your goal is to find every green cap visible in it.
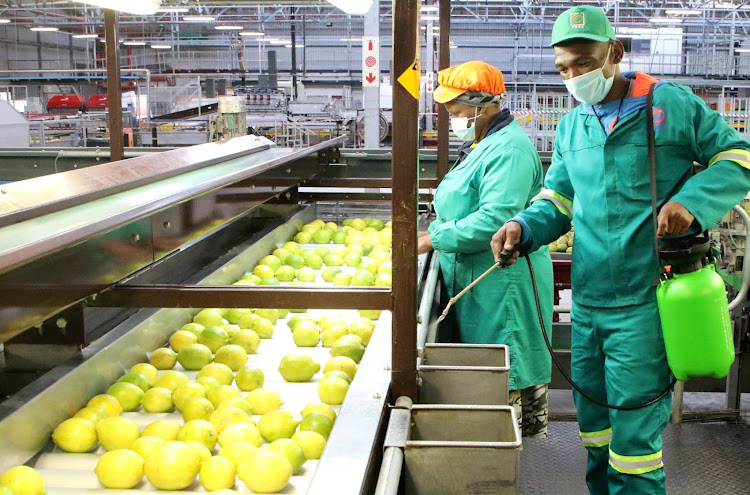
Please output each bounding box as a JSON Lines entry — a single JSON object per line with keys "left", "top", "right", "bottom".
{"left": 550, "top": 6, "right": 616, "bottom": 47}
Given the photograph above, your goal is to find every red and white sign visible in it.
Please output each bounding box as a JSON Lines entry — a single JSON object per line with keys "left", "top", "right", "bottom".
{"left": 425, "top": 72, "right": 436, "bottom": 93}
{"left": 362, "top": 36, "right": 380, "bottom": 87}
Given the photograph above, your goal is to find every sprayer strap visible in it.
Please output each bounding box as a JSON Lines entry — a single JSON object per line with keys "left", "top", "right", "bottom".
{"left": 646, "top": 84, "right": 664, "bottom": 280}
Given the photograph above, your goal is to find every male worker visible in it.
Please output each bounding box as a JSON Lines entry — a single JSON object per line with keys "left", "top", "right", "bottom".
{"left": 490, "top": 5, "right": 750, "bottom": 495}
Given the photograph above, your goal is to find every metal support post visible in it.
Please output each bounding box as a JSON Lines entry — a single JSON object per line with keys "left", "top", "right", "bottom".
{"left": 437, "top": 0, "right": 451, "bottom": 182}
{"left": 391, "top": 0, "right": 420, "bottom": 400}
{"left": 425, "top": 21, "right": 435, "bottom": 133}
{"left": 104, "top": 10, "right": 124, "bottom": 162}
{"left": 364, "top": 0, "right": 381, "bottom": 148}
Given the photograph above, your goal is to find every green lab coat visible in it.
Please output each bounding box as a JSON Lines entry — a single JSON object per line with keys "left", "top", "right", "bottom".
{"left": 429, "top": 120, "right": 554, "bottom": 390}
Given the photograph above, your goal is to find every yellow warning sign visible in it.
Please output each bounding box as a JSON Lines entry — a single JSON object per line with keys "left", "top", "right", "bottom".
{"left": 397, "top": 58, "right": 421, "bottom": 100}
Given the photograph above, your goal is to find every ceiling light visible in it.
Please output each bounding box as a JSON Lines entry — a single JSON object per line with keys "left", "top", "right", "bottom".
{"left": 30, "top": 26, "right": 59, "bottom": 32}
{"left": 736, "top": 48, "right": 750, "bottom": 53}
{"left": 665, "top": 9, "right": 701, "bottom": 15}
{"left": 239, "top": 31, "right": 263, "bottom": 36}
{"left": 157, "top": 6, "right": 189, "bottom": 13}
{"left": 183, "top": 15, "right": 215, "bottom": 22}
{"left": 72, "top": 33, "right": 99, "bottom": 38}
{"left": 284, "top": 44, "right": 304, "bottom": 48}
{"left": 269, "top": 40, "right": 291, "bottom": 45}
{"left": 151, "top": 44, "right": 171, "bottom": 49}
{"left": 215, "top": 25, "right": 243, "bottom": 30}
{"left": 326, "top": 0, "right": 373, "bottom": 14}
{"left": 422, "top": 15, "right": 439, "bottom": 21}
{"left": 0, "top": 19, "right": 11, "bottom": 24}
{"left": 422, "top": 5, "right": 439, "bottom": 11}
{"left": 650, "top": 17, "right": 683, "bottom": 24}
{"left": 72, "top": 0, "right": 161, "bottom": 15}
{"left": 123, "top": 40, "right": 146, "bottom": 45}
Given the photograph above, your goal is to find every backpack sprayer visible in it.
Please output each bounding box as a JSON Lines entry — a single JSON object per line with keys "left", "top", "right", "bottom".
{"left": 435, "top": 84, "right": 749, "bottom": 410}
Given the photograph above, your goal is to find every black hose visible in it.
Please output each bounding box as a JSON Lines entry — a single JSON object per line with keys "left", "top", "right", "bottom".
{"left": 524, "top": 254, "right": 677, "bottom": 411}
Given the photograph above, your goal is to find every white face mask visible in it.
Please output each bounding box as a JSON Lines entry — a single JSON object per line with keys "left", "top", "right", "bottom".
{"left": 450, "top": 107, "right": 480, "bottom": 142}
{"left": 564, "top": 45, "right": 614, "bottom": 105}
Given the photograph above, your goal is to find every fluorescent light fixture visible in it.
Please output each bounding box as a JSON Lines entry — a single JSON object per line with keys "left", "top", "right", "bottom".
{"left": 157, "top": 6, "right": 189, "bottom": 13}
{"left": 214, "top": 25, "right": 243, "bottom": 30}
{"left": 72, "top": 33, "right": 99, "bottom": 38}
{"left": 422, "top": 15, "right": 439, "bottom": 21}
{"left": 269, "top": 39, "right": 290, "bottom": 45}
{"left": 72, "top": 0, "right": 161, "bottom": 15}
{"left": 30, "top": 26, "right": 59, "bottom": 32}
{"left": 665, "top": 9, "right": 701, "bottom": 15}
{"left": 0, "top": 19, "right": 11, "bottom": 24}
{"left": 650, "top": 17, "right": 683, "bottom": 24}
{"left": 284, "top": 44, "right": 304, "bottom": 48}
{"left": 450, "top": 44, "right": 458, "bottom": 49}
{"left": 123, "top": 40, "right": 146, "bottom": 45}
{"left": 421, "top": 5, "right": 439, "bottom": 11}
{"left": 239, "top": 31, "right": 263, "bottom": 36}
{"left": 736, "top": 48, "right": 750, "bottom": 53}
{"left": 326, "top": 0, "right": 373, "bottom": 14}
{"left": 183, "top": 15, "right": 215, "bottom": 22}
{"left": 151, "top": 44, "right": 171, "bottom": 49}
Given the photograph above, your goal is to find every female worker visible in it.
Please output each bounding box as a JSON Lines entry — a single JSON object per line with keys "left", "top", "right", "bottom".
{"left": 419, "top": 61, "right": 554, "bottom": 437}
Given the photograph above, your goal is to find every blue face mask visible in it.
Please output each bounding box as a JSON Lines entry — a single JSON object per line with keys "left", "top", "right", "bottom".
{"left": 564, "top": 45, "right": 614, "bottom": 105}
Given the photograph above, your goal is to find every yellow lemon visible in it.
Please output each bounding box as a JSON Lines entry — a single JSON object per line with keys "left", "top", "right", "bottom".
{"left": 268, "top": 438, "right": 307, "bottom": 474}
{"left": 144, "top": 441, "right": 201, "bottom": 490}
{"left": 207, "top": 385, "right": 242, "bottom": 409}
{"left": 218, "top": 422, "right": 263, "bottom": 448}
{"left": 235, "top": 366, "right": 265, "bottom": 392}
{"left": 230, "top": 329, "right": 261, "bottom": 354}
{"left": 129, "top": 436, "right": 165, "bottom": 459}
{"left": 300, "top": 402, "right": 337, "bottom": 424}
{"left": 73, "top": 407, "right": 108, "bottom": 425}
{"left": 95, "top": 449, "right": 144, "bottom": 489}
{"left": 317, "top": 376, "right": 350, "bottom": 405}
{"left": 172, "top": 381, "right": 207, "bottom": 411}
{"left": 237, "top": 450, "right": 293, "bottom": 494}
{"left": 96, "top": 416, "right": 140, "bottom": 450}
{"left": 0, "top": 466, "right": 45, "bottom": 495}
{"left": 129, "top": 363, "right": 158, "bottom": 383}
{"left": 182, "top": 397, "right": 214, "bottom": 422}
{"left": 106, "top": 382, "right": 144, "bottom": 412}
{"left": 213, "top": 345, "right": 248, "bottom": 371}
{"left": 299, "top": 413, "right": 334, "bottom": 439}
{"left": 198, "top": 456, "right": 236, "bottom": 492}
{"left": 292, "top": 431, "right": 327, "bottom": 460}
{"left": 245, "top": 388, "right": 283, "bottom": 415}
{"left": 52, "top": 418, "right": 98, "bottom": 453}
{"left": 141, "top": 419, "right": 181, "bottom": 441}
{"left": 86, "top": 394, "right": 122, "bottom": 417}
{"left": 184, "top": 441, "right": 213, "bottom": 466}
{"left": 153, "top": 370, "right": 189, "bottom": 391}
{"left": 197, "top": 363, "right": 235, "bottom": 386}
{"left": 176, "top": 343, "right": 213, "bottom": 371}
{"left": 218, "top": 441, "right": 258, "bottom": 469}
{"left": 210, "top": 406, "right": 253, "bottom": 434}
{"left": 278, "top": 353, "right": 320, "bottom": 383}
{"left": 169, "top": 330, "right": 198, "bottom": 352}
{"left": 257, "top": 410, "right": 299, "bottom": 443}
{"left": 177, "top": 419, "right": 218, "bottom": 450}
{"left": 323, "top": 356, "right": 358, "bottom": 380}
{"left": 140, "top": 387, "right": 173, "bottom": 413}
{"left": 149, "top": 347, "right": 177, "bottom": 370}
{"left": 216, "top": 397, "right": 255, "bottom": 417}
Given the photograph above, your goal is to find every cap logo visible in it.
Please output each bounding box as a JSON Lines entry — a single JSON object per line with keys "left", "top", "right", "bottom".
{"left": 570, "top": 12, "right": 585, "bottom": 28}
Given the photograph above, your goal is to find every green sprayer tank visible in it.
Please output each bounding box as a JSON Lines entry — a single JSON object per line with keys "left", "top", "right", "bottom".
{"left": 656, "top": 238, "right": 735, "bottom": 381}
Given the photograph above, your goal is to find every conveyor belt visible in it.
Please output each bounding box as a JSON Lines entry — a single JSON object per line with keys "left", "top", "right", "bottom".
{"left": 520, "top": 420, "right": 750, "bottom": 494}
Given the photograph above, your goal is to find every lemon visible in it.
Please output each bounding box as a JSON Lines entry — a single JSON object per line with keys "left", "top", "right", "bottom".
{"left": 193, "top": 308, "right": 225, "bottom": 327}
{"left": 95, "top": 449, "right": 144, "bottom": 489}
{"left": 324, "top": 370, "right": 352, "bottom": 384}
{"left": 237, "top": 313, "right": 260, "bottom": 330}
{"left": 199, "top": 456, "right": 236, "bottom": 491}
{"left": 153, "top": 370, "right": 189, "bottom": 391}
{"left": 184, "top": 441, "right": 213, "bottom": 465}
{"left": 278, "top": 353, "right": 321, "bottom": 382}
{"left": 182, "top": 397, "right": 214, "bottom": 422}
{"left": 141, "top": 419, "right": 181, "bottom": 441}
{"left": 130, "top": 436, "right": 165, "bottom": 459}
{"left": 358, "top": 309, "right": 382, "bottom": 320}
{"left": 210, "top": 406, "right": 252, "bottom": 434}
{"left": 52, "top": 417, "right": 98, "bottom": 453}
{"left": 149, "top": 347, "right": 177, "bottom": 369}
{"left": 350, "top": 318, "right": 376, "bottom": 345}
{"left": 176, "top": 343, "right": 213, "bottom": 371}
{"left": 257, "top": 410, "right": 299, "bottom": 442}
{"left": 0, "top": 484, "right": 16, "bottom": 495}
{"left": 235, "top": 366, "right": 265, "bottom": 392}
{"left": 299, "top": 413, "right": 334, "bottom": 439}
{"left": 238, "top": 450, "right": 293, "bottom": 494}
{"left": 323, "top": 356, "right": 358, "bottom": 380}
{"left": 144, "top": 441, "right": 201, "bottom": 490}
{"left": 130, "top": 363, "right": 158, "bottom": 383}
{"left": 0, "top": 467, "right": 44, "bottom": 495}
{"left": 220, "top": 324, "right": 241, "bottom": 339}
{"left": 287, "top": 315, "right": 317, "bottom": 331}
{"left": 321, "top": 325, "right": 349, "bottom": 348}
{"left": 254, "top": 318, "right": 275, "bottom": 339}
{"left": 197, "top": 363, "right": 235, "bottom": 386}
{"left": 268, "top": 438, "right": 306, "bottom": 474}
{"left": 96, "top": 416, "right": 141, "bottom": 450}
{"left": 196, "top": 376, "right": 221, "bottom": 391}
{"left": 231, "top": 329, "right": 261, "bottom": 354}
{"left": 178, "top": 419, "right": 218, "bottom": 450}
{"left": 140, "top": 387, "right": 174, "bottom": 413}
{"left": 168, "top": 330, "right": 198, "bottom": 352}
{"left": 253, "top": 264, "right": 276, "bottom": 279}
{"left": 245, "top": 388, "right": 283, "bottom": 415}
{"left": 292, "top": 325, "right": 320, "bottom": 347}
{"left": 106, "top": 382, "right": 144, "bottom": 412}
{"left": 255, "top": 309, "right": 279, "bottom": 324}
{"left": 317, "top": 314, "right": 346, "bottom": 330}
{"left": 116, "top": 372, "right": 152, "bottom": 392}
{"left": 218, "top": 441, "right": 258, "bottom": 469}
{"left": 282, "top": 241, "right": 302, "bottom": 253}
{"left": 199, "top": 326, "right": 230, "bottom": 353}
{"left": 217, "top": 397, "right": 255, "bottom": 417}
{"left": 73, "top": 407, "right": 108, "bottom": 425}
{"left": 180, "top": 322, "right": 206, "bottom": 338}
{"left": 207, "top": 384, "right": 242, "bottom": 409}
{"left": 214, "top": 344, "right": 248, "bottom": 371}
{"left": 330, "top": 338, "right": 366, "bottom": 363}
{"left": 224, "top": 308, "right": 253, "bottom": 325}
{"left": 86, "top": 394, "right": 122, "bottom": 417}
{"left": 301, "top": 402, "right": 337, "bottom": 423}
{"left": 172, "top": 382, "right": 207, "bottom": 411}
{"left": 218, "top": 422, "right": 263, "bottom": 448}
{"left": 292, "top": 431, "right": 327, "bottom": 460}
{"left": 317, "top": 376, "right": 350, "bottom": 405}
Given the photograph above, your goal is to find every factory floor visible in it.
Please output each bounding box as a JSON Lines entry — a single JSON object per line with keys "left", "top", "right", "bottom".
{"left": 520, "top": 390, "right": 750, "bottom": 494}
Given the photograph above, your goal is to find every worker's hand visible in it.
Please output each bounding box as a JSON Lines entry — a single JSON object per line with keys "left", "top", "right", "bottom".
{"left": 657, "top": 201, "right": 695, "bottom": 238}
{"left": 491, "top": 222, "right": 522, "bottom": 267}
{"left": 418, "top": 234, "right": 434, "bottom": 254}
